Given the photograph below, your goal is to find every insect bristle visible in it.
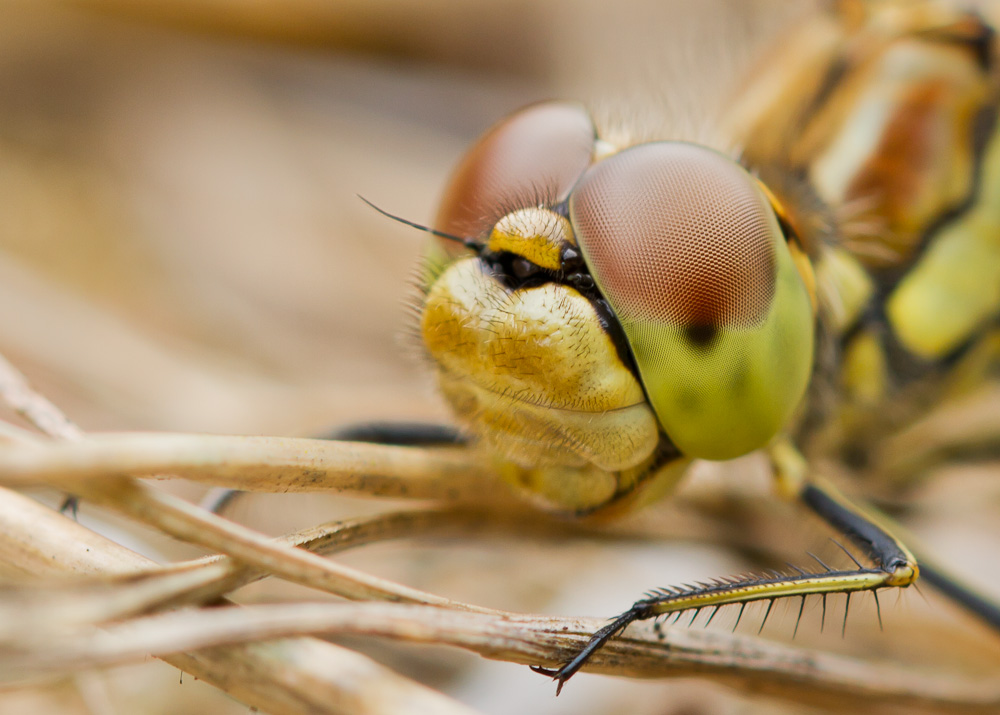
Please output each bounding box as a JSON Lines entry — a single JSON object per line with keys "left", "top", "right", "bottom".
{"left": 758, "top": 599, "right": 776, "bottom": 634}
{"left": 831, "top": 538, "right": 865, "bottom": 569}
{"left": 807, "top": 551, "right": 835, "bottom": 572}
{"left": 793, "top": 596, "right": 807, "bottom": 639}
{"left": 843, "top": 592, "right": 852, "bottom": 638}
{"left": 733, "top": 602, "right": 748, "bottom": 632}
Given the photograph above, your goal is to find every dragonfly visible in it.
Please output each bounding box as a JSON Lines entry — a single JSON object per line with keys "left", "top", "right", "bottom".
{"left": 355, "top": 0, "right": 1000, "bottom": 694}
{"left": 182, "top": 0, "right": 1000, "bottom": 706}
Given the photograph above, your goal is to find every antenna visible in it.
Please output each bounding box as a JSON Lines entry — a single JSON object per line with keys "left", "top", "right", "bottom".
{"left": 358, "top": 196, "right": 484, "bottom": 253}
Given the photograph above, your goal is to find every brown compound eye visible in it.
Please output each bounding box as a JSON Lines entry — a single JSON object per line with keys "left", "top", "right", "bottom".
{"left": 435, "top": 102, "right": 596, "bottom": 249}
{"left": 569, "top": 142, "right": 777, "bottom": 332}
{"left": 568, "top": 141, "right": 815, "bottom": 461}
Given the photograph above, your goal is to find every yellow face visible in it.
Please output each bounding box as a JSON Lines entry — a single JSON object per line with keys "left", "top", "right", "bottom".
{"left": 421, "top": 102, "right": 816, "bottom": 511}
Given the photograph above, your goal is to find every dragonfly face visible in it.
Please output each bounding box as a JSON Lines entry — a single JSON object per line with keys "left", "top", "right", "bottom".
{"left": 421, "top": 102, "right": 815, "bottom": 511}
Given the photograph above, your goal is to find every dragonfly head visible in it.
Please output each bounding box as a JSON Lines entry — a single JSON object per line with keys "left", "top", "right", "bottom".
{"left": 422, "top": 102, "right": 815, "bottom": 487}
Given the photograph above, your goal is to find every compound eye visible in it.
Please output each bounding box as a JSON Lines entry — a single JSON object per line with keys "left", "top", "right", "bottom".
{"left": 570, "top": 142, "right": 814, "bottom": 460}
{"left": 571, "top": 142, "right": 777, "bottom": 330}
{"left": 435, "top": 102, "right": 595, "bottom": 249}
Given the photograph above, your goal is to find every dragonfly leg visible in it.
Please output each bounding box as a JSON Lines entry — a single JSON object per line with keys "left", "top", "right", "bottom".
{"left": 200, "top": 421, "right": 464, "bottom": 514}
{"left": 59, "top": 494, "right": 79, "bottom": 518}
{"left": 530, "top": 605, "right": 655, "bottom": 695}
{"left": 533, "top": 449, "right": 922, "bottom": 693}
{"left": 797, "top": 471, "right": 1000, "bottom": 632}
{"left": 310, "top": 421, "right": 466, "bottom": 447}
{"left": 781, "top": 426, "right": 1000, "bottom": 634}
{"left": 791, "top": 459, "right": 1000, "bottom": 635}
{"left": 793, "top": 477, "right": 917, "bottom": 587}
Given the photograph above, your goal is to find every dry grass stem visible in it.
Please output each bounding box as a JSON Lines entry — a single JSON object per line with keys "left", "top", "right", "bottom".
{"left": 0, "top": 354, "right": 85, "bottom": 441}
{"left": 0, "top": 483, "right": 477, "bottom": 715}
{"left": 129, "top": 507, "right": 590, "bottom": 611}
{"left": 76, "top": 476, "right": 500, "bottom": 609}
{"left": 3, "top": 599, "right": 999, "bottom": 713}
{"left": 0, "top": 355, "right": 480, "bottom": 714}
{"left": 0, "top": 432, "right": 505, "bottom": 500}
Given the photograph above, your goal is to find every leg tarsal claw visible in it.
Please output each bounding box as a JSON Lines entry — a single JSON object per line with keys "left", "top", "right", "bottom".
{"left": 529, "top": 665, "right": 572, "bottom": 695}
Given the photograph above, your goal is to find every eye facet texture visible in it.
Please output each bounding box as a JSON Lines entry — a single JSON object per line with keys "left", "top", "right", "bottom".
{"left": 435, "top": 102, "right": 595, "bottom": 241}
{"left": 570, "top": 142, "right": 777, "bottom": 330}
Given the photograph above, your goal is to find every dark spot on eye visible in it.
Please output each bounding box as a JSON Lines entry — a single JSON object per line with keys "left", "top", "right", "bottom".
{"left": 684, "top": 323, "right": 718, "bottom": 348}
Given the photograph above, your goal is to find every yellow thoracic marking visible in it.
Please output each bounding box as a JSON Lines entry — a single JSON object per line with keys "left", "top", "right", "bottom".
{"left": 887, "top": 119, "right": 1000, "bottom": 358}
{"left": 731, "top": 4, "right": 993, "bottom": 271}
{"left": 814, "top": 247, "right": 875, "bottom": 334}
{"left": 841, "top": 328, "right": 888, "bottom": 406}
{"left": 421, "top": 257, "right": 659, "bottom": 475}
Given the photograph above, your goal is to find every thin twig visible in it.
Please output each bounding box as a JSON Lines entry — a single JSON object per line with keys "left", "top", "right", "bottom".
{"left": 0, "top": 431, "right": 508, "bottom": 501}
{"left": 3, "top": 600, "right": 999, "bottom": 713}
{"left": 0, "top": 353, "right": 84, "bottom": 440}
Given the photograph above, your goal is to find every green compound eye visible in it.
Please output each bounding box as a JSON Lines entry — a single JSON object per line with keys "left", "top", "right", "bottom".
{"left": 570, "top": 142, "right": 815, "bottom": 460}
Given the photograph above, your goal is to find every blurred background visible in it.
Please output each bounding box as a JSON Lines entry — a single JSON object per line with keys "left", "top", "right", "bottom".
{"left": 1, "top": 1, "right": 998, "bottom": 714}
